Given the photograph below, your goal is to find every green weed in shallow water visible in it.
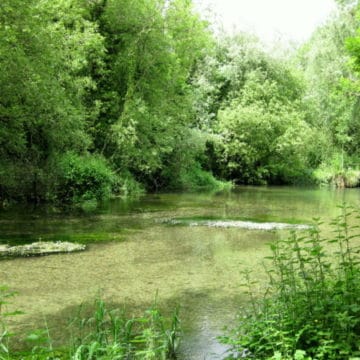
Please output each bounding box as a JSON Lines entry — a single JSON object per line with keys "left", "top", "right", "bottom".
{"left": 220, "top": 204, "right": 360, "bottom": 359}
{"left": 70, "top": 297, "right": 181, "bottom": 360}
{"left": 0, "top": 286, "right": 24, "bottom": 360}
{"left": 0, "top": 293, "right": 180, "bottom": 360}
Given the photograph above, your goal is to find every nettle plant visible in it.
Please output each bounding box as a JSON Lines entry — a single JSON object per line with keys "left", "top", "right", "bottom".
{"left": 221, "top": 204, "right": 360, "bottom": 360}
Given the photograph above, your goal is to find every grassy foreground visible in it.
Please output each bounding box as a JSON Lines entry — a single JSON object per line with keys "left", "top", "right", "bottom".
{"left": 0, "top": 295, "right": 180, "bottom": 360}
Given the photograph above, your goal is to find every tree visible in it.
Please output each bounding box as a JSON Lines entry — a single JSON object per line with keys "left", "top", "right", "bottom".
{"left": 297, "top": 5, "right": 359, "bottom": 169}
{"left": 0, "top": 0, "right": 106, "bottom": 202}
{"left": 192, "top": 34, "right": 318, "bottom": 184}
{"left": 92, "top": 0, "right": 212, "bottom": 190}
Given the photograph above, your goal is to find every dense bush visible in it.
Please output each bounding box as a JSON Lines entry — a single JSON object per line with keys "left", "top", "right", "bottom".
{"left": 220, "top": 205, "right": 360, "bottom": 359}
{"left": 313, "top": 153, "right": 360, "bottom": 188}
{"left": 216, "top": 103, "right": 316, "bottom": 185}
{"left": 56, "top": 153, "right": 115, "bottom": 204}
{"left": 111, "top": 171, "right": 145, "bottom": 198}
{"left": 169, "top": 164, "right": 232, "bottom": 192}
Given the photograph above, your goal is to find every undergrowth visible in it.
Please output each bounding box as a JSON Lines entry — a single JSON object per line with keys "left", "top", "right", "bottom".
{"left": 220, "top": 204, "right": 360, "bottom": 359}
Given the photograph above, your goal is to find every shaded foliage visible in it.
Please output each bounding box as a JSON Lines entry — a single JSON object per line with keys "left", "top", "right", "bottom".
{"left": 2, "top": 0, "right": 360, "bottom": 205}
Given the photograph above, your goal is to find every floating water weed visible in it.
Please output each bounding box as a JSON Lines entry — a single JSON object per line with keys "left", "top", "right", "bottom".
{"left": 161, "top": 218, "right": 311, "bottom": 231}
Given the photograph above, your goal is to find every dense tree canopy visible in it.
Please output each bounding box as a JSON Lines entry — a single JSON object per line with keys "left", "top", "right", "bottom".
{"left": 0, "top": 0, "right": 360, "bottom": 206}
{"left": 191, "top": 35, "right": 318, "bottom": 184}
{"left": 0, "top": 0, "right": 100, "bottom": 202}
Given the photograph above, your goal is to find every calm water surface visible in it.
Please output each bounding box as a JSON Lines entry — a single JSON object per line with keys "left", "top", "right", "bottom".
{"left": 0, "top": 186, "right": 359, "bottom": 359}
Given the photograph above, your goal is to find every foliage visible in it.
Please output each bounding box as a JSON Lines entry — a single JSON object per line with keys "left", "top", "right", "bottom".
{"left": 111, "top": 171, "right": 145, "bottom": 198}
{"left": 56, "top": 152, "right": 114, "bottom": 205}
{"left": 0, "top": 0, "right": 102, "bottom": 203}
{"left": 0, "top": 294, "right": 180, "bottom": 360}
{"left": 2, "top": 0, "right": 360, "bottom": 203}
{"left": 297, "top": 4, "right": 360, "bottom": 180}
{"left": 313, "top": 153, "right": 360, "bottom": 187}
{"left": 91, "top": 0, "right": 212, "bottom": 191}
{"left": 192, "top": 34, "right": 319, "bottom": 185}
{"left": 70, "top": 298, "right": 180, "bottom": 360}
{"left": 0, "top": 286, "right": 22, "bottom": 358}
{"left": 158, "top": 128, "right": 232, "bottom": 192}
{"left": 167, "top": 163, "right": 232, "bottom": 192}
{"left": 216, "top": 101, "right": 316, "bottom": 185}
{"left": 0, "top": 0, "right": 215, "bottom": 203}
{"left": 220, "top": 205, "right": 360, "bottom": 359}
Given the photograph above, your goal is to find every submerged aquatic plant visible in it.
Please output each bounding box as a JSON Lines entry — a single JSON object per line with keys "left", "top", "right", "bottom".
{"left": 220, "top": 204, "right": 360, "bottom": 359}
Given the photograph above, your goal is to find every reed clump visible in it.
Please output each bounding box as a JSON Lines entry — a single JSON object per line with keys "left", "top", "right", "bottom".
{"left": 0, "top": 294, "right": 180, "bottom": 360}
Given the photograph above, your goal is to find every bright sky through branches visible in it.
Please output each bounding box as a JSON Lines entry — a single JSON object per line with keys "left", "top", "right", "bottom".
{"left": 194, "top": 0, "right": 337, "bottom": 44}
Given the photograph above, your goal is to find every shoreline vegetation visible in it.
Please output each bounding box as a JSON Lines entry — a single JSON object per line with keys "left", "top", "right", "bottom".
{"left": 313, "top": 168, "right": 360, "bottom": 189}
{"left": 1, "top": 0, "right": 360, "bottom": 211}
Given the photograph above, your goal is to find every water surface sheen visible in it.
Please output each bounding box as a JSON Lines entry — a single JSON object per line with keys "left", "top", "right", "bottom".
{"left": 0, "top": 186, "right": 359, "bottom": 359}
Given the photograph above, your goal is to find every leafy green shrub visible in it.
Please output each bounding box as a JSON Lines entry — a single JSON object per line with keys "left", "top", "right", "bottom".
{"left": 0, "top": 161, "right": 54, "bottom": 204}
{"left": 344, "top": 169, "right": 360, "bottom": 187}
{"left": 111, "top": 172, "right": 145, "bottom": 198}
{"left": 313, "top": 164, "right": 360, "bottom": 188}
{"left": 220, "top": 205, "right": 360, "bottom": 359}
{"left": 167, "top": 163, "right": 232, "bottom": 192}
{"left": 215, "top": 100, "right": 318, "bottom": 186}
{"left": 313, "top": 165, "right": 336, "bottom": 187}
{"left": 313, "top": 152, "right": 360, "bottom": 188}
{"left": 56, "top": 153, "right": 114, "bottom": 205}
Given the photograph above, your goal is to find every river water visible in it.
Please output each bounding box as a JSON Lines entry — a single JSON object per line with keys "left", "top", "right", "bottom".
{"left": 0, "top": 186, "right": 359, "bottom": 359}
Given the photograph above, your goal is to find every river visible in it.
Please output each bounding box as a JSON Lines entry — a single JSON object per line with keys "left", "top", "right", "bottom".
{"left": 0, "top": 186, "right": 359, "bottom": 359}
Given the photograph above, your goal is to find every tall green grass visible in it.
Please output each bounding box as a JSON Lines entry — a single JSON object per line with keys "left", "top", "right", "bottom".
{"left": 220, "top": 205, "right": 360, "bottom": 359}
{"left": 0, "top": 286, "right": 24, "bottom": 359}
{"left": 0, "top": 295, "right": 180, "bottom": 360}
{"left": 70, "top": 298, "right": 180, "bottom": 360}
